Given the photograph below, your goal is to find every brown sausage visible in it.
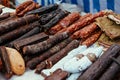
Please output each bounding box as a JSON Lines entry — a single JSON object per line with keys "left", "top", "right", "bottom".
{"left": 45, "top": 69, "right": 68, "bottom": 80}
{"left": 0, "top": 13, "right": 10, "bottom": 21}
{"left": 27, "top": 38, "right": 72, "bottom": 69}
{"left": 0, "top": 8, "right": 2, "bottom": 14}
{"left": 0, "top": 15, "right": 39, "bottom": 34}
{"left": 35, "top": 40, "right": 79, "bottom": 73}
{"left": 81, "top": 30, "right": 102, "bottom": 47}
{"left": 0, "top": 21, "right": 40, "bottom": 45}
{"left": 16, "top": 1, "right": 40, "bottom": 16}
{"left": 71, "top": 23, "right": 98, "bottom": 39}
{"left": 23, "top": 32, "right": 69, "bottom": 55}
{"left": 16, "top": 1, "right": 33, "bottom": 14}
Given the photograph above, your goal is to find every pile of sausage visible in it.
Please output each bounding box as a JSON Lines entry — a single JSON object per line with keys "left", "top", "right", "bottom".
{"left": 0, "top": 1, "right": 112, "bottom": 79}
{"left": 49, "top": 11, "right": 105, "bottom": 47}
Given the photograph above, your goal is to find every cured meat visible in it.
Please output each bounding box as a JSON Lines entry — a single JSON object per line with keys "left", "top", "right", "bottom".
{"left": 0, "top": 46, "right": 12, "bottom": 78}
{"left": 0, "top": 13, "right": 10, "bottom": 21}
{"left": 0, "top": 14, "right": 16, "bottom": 24}
{"left": 77, "top": 44, "right": 120, "bottom": 80}
{"left": 42, "top": 10, "right": 69, "bottom": 31}
{"left": 23, "top": 32, "right": 69, "bottom": 55}
{"left": 49, "top": 12, "right": 80, "bottom": 34}
{"left": 35, "top": 40, "right": 79, "bottom": 73}
{"left": 58, "top": 12, "right": 80, "bottom": 27}
{"left": 0, "top": 21, "right": 40, "bottom": 45}
{"left": 27, "top": 38, "right": 72, "bottom": 69}
{"left": 13, "top": 32, "right": 49, "bottom": 51}
{"left": 81, "top": 30, "right": 102, "bottom": 47}
{"left": 45, "top": 69, "right": 68, "bottom": 80}
{"left": 57, "top": 28, "right": 68, "bottom": 34}
{"left": 99, "top": 55, "right": 120, "bottom": 80}
{"left": 26, "top": 4, "right": 59, "bottom": 15}
{"left": 16, "top": 1, "right": 33, "bottom": 14}
{"left": 72, "top": 23, "right": 98, "bottom": 39}
{"left": 56, "top": 14, "right": 92, "bottom": 34}
{"left": 39, "top": 8, "right": 61, "bottom": 25}
{"left": 78, "top": 13, "right": 92, "bottom": 21}
{"left": 0, "top": 15, "right": 39, "bottom": 34}
{"left": 7, "top": 27, "right": 40, "bottom": 47}
{"left": 66, "top": 11, "right": 105, "bottom": 34}
{"left": 16, "top": 1, "right": 40, "bottom": 16}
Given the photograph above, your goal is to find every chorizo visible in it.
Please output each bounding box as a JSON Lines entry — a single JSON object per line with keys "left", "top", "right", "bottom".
{"left": 72, "top": 23, "right": 98, "bottom": 39}
{"left": 16, "top": 1, "right": 33, "bottom": 14}
{"left": 81, "top": 30, "right": 102, "bottom": 47}
{"left": 49, "top": 12, "right": 80, "bottom": 34}
{"left": 66, "top": 11, "right": 105, "bottom": 34}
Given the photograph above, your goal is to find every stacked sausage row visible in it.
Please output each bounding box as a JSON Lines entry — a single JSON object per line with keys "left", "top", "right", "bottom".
{"left": 48, "top": 11, "right": 105, "bottom": 47}
{"left": 0, "top": 1, "right": 116, "bottom": 80}
{"left": 0, "top": 3, "right": 76, "bottom": 79}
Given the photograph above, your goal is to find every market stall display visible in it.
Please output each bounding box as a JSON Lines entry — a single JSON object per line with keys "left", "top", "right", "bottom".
{"left": 0, "top": 1, "right": 120, "bottom": 80}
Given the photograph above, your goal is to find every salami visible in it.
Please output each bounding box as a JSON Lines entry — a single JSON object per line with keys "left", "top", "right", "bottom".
{"left": 81, "top": 30, "right": 102, "bottom": 47}
{"left": 66, "top": 11, "right": 105, "bottom": 34}
{"left": 72, "top": 23, "right": 98, "bottom": 39}
{"left": 78, "top": 13, "right": 92, "bottom": 21}
{"left": 49, "top": 12, "right": 80, "bottom": 34}
{"left": 56, "top": 14, "right": 92, "bottom": 34}
{"left": 16, "top": 1, "right": 40, "bottom": 16}
{"left": 16, "top": 1, "right": 33, "bottom": 14}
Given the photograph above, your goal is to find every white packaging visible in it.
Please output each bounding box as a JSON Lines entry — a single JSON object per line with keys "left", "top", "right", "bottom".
{"left": 63, "top": 56, "right": 92, "bottom": 73}
{"left": 41, "top": 45, "right": 87, "bottom": 76}
{"left": 63, "top": 46, "right": 103, "bottom": 73}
